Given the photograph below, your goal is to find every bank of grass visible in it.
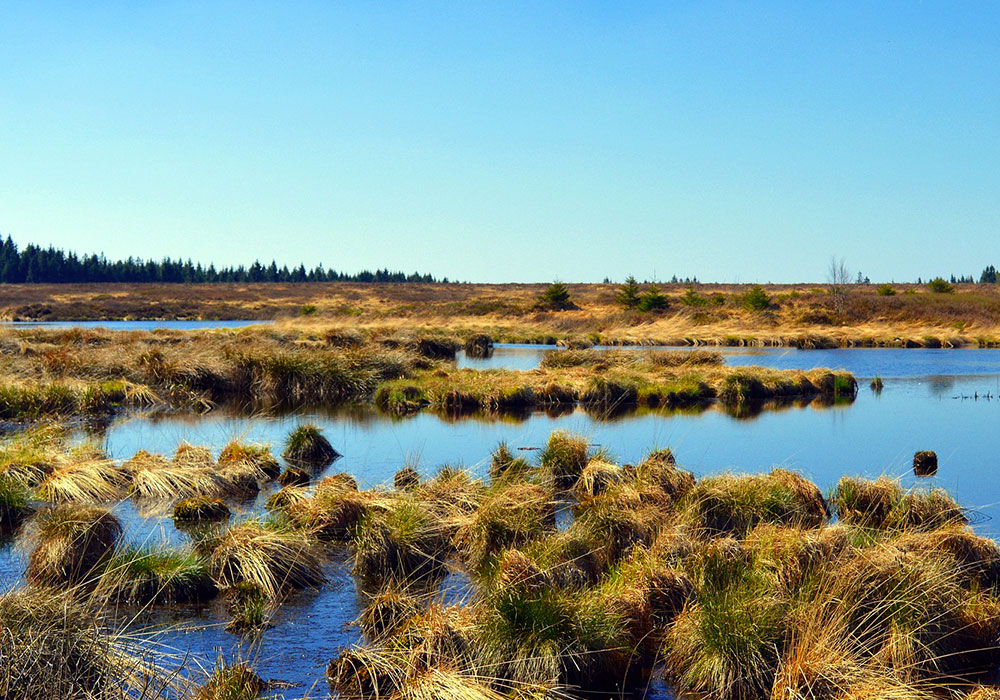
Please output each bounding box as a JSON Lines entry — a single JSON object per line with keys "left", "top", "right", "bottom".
{"left": 0, "top": 327, "right": 861, "bottom": 421}
{"left": 375, "top": 349, "right": 856, "bottom": 414}
{"left": 7, "top": 280, "right": 1000, "bottom": 347}
{"left": 97, "top": 545, "right": 217, "bottom": 606}
{"left": 0, "top": 325, "right": 436, "bottom": 418}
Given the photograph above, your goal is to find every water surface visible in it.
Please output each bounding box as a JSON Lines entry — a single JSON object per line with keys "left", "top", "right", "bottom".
{"left": 459, "top": 344, "right": 1000, "bottom": 379}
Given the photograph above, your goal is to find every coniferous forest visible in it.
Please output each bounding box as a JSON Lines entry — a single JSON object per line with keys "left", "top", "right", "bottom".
{"left": 0, "top": 236, "right": 442, "bottom": 284}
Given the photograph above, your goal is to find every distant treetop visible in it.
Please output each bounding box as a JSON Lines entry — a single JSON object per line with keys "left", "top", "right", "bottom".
{"left": 0, "top": 235, "right": 443, "bottom": 284}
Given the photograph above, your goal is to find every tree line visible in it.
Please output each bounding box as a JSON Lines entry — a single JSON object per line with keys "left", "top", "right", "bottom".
{"left": 0, "top": 236, "right": 444, "bottom": 284}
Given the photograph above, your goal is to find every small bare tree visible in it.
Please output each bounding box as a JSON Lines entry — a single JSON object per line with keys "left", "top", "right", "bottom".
{"left": 828, "top": 257, "right": 851, "bottom": 315}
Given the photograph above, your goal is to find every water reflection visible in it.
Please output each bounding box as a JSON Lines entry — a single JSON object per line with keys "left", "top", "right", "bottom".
{"left": 459, "top": 345, "right": 1000, "bottom": 379}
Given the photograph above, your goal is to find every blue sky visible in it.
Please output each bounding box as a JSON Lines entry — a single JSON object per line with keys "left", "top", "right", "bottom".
{"left": 1, "top": 2, "right": 998, "bottom": 283}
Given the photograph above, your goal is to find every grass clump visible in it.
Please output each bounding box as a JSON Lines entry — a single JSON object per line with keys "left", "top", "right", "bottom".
{"left": 667, "top": 540, "right": 787, "bottom": 700}
{"left": 539, "top": 431, "right": 589, "bottom": 489}
{"left": 456, "top": 481, "right": 555, "bottom": 575}
{"left": 631, "top": 448, "right": 696, "bottom": 500}
{"left": 218, "top": 439, "right": 280, "bottom": 480}
{"left": 277, "top": 466, "right": 310, "bottom": 487}
{"left": 173, "top": 496, "right": 230, "bottom": 523}
{"left": 474, "top": 581, "right": 633, "bottom": 690}
{"left": 394, "top": 465, "right": 421, "bottom": 491}
{"left": 833, "top": 476, "right": 966, "bottom": 532}
{"left": 488, "top": 441, "right": 531, "bottom": 482}
{"left": 0, "top": 474, "right": 34, "bottom": 529}
{"left": 205, "top": 518, "right": 325, "bottom": 601}
{"left": 98, "top": 545, "right": 217, "bottom": 605}
{"left": 574, "top": 459, "right": 623, "bottom": 499}
{"left": 25, "top": 503, "right": 122, "bottom": 585}
{"left": 464, "top": 334, "right": 494, "bottom": 358}
{"left": 34, "top": 446, "right": 126, "bottom": 503}
{"left": 680, "top": 469, "right": 828, "bottom": 537}
{"left": 225, "top": 582, "right": 271, "bottom": 634}
{"left": 288, "top": 474, "right": 371, "bottom": 542}
{"left": 0, "top": 587, "right": 168, "bottom": 699}
{"left": 828, "top": 546, "right": 1000, "bottom": 680}
{"left": 358, "top": 584, "right": 423, "bottom": 640}
{"left": 282, "top": 423, "right": 340, "bottom": 468}
{"left": 196, "top": 660, "right": 264, "bottom": 700}
{"left": 125, "top": 449, "right": 222, "bottom": 501}
{"left": 352, "top": 497, "right": 449, "bottom": 588}
{"left": 571, "top": 483, "right": 671, "bottom": 570}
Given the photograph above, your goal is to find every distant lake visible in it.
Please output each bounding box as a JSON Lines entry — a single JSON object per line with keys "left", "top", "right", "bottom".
{"left": 459, "top": 344, "right": 1000, "bottom": 379}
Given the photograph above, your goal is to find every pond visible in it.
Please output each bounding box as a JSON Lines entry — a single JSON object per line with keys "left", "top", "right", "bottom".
{"left": 4, "top": 348, "right": 1000, "bottom": 697}
{"left": 458, "top": 343, "right": 1000, "bottom": 378}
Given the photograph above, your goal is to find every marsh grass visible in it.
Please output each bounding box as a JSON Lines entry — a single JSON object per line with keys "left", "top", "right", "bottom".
{"left": 352, "top": 497, "right": 450, "bottom": 588}
{"left": 218, "top": 439, "right": 280, "bottom": 480}
{"left": 375, "top": 355, "right": 855, "bottom": 417}
{"left": 667, "top": 539, "right": 787, "bottom": 699}
{"left": 394, "top": 465, "right": 421, "bottom": 491}
{"left": 195, "top": 658, "right": 264, "bottom": 700}
{"left": 358, "top": 584, "right": 424, "bottom": 640}
{"left": 539, "top": 431, "right": 589, "bottom": 490}
{"left": 126, "top": 449, "right": 223, "bottom": 501}
{"left": 0, "top": 586, "right": 184, "bottom": 700}
{"left": 205, "top": 517, "right": 325, "bottom": 601}
{"left": 97, "top": 544, "right": 217, "bottom": 606}
{"left": 0, "top": 473, "right": 34, "bottom": 529}
{"left": 288, "top": 475, "right": 374, "bottom": 542}
{"left": 833, "top": 476, "right": 966, "bottom": 532}
{"left": 680, "top": 469, "right": 829, "bottom": 536}
{"left": 456, "top": 481, "right": 556, "bottom": 576}
{"left": 35, "top": 447, "right": 127, "bottom": 503}
{"left": 277, "top": 466, "right": 310, "bottom": 487}
{"left": 173, "top": 496, "right": 231, "bottom": 523}
{"left": 224, "top": 582, "right": 271, "bottom": 634}
{"left": 488, "top": 441, "right": 532, "bottom": 482}
{"left": 25, "top": 503, "right": 122, "bottom": 585}
{"left": 282, "top": 423, "right": 340, "bottom": 468}
{"left": 474, "top": 581, "right": 632, "bottom": 689}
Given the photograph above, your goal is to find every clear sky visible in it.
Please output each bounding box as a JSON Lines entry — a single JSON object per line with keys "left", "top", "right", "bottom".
{"left": 1, "top": 2, "right": 998, "bottom": 283}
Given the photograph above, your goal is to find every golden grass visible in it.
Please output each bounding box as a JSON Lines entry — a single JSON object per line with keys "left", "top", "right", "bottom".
{"left": 125, "top": 449, "right": 223, "bottom": 501}
{"left": 24, "top": 503, "right": 122, "bottom": 585}
{"left": 205, "top": 518, "right": 325, "bottom": 601}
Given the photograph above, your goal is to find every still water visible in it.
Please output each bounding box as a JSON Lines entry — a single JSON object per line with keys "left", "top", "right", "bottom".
{"left": 459, "top": 343, "right": 1000, "bottom": 379}
{"left": 3, "top": 348, "right": 1000, "bottom": 697}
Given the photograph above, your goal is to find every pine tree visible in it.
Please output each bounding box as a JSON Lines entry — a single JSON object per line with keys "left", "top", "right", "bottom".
{"left": 615, "top": 276, "right": 642, "bottom": 310}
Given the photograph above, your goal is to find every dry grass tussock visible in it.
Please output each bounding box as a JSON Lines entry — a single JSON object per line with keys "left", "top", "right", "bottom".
{"left": 0, "top": 586, "right": 191, "bottom": 700}
{"left": 24, "top": 503, "right": 122, "bottom": 585}
{"left": 204, "top": 517, "right": 325, "bottom": 601}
